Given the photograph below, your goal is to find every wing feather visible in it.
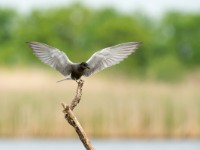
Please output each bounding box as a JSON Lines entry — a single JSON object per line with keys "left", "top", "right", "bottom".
{"left": 27, "top": 42, "right": 73, "bottom": 76}
{"left": 84, "top": 42, "right": 142, "bottom": 76}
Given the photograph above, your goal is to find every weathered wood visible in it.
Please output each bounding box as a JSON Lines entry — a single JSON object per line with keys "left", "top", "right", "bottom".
{"left": 62, "top": 80, "right": 95, "bottom": 150}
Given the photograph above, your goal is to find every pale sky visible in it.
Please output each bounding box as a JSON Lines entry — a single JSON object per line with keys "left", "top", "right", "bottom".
{"left": 0, "top": 0, "right": 200, "bottom": 17}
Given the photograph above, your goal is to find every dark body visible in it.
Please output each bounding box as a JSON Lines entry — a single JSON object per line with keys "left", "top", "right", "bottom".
{"left": 71, "top": 62, "right": 90, "bottom": 80}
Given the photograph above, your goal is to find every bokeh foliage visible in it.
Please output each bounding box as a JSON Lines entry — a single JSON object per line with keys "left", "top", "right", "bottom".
{"left": 0, "top": 4, "right": 200, "bottom": 80}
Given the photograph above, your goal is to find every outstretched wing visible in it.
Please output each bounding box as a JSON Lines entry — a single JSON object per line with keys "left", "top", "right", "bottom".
{"left": 84, "top": 42, "right": 142, "bottom": 77}
{"left": 27, "top": 41, "right": 73, "bottom": 76}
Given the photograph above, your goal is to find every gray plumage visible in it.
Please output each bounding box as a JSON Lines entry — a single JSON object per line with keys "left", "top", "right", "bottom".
{"left": 27, "top": 41, "right": 142, "bottom": 81}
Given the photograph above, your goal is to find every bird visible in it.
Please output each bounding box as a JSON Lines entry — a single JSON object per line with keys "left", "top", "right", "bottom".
{"left": 27, "top": 41, "right": 142, "bottom": 82}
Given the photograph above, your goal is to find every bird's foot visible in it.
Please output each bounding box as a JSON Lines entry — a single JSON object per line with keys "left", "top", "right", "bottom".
{"left": 75, "top": 79, "right": 84, "bottom": 85}
{"left": 75, "top": 79, "right": 84, "bottom": 87}
{"left": 79, "top": 79, "right": 84, "bottom": 84}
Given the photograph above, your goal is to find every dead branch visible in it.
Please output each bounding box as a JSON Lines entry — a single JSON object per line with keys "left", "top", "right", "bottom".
{"left": 62, "top": 80, "right": 95, "bottom": 150}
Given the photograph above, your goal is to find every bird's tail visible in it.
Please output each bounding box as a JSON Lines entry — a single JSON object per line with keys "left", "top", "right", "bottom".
{"left": 56, "top": 78, "right": 70, "bottom": 83}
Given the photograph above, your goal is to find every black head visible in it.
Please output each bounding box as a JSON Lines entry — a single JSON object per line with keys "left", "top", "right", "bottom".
{"left": 80, "top": 62, "right": 90, "bottom": 70}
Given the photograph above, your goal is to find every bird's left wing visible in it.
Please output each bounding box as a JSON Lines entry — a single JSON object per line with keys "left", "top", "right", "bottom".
{"left": 27, "top": 41, "right": 73, "bottom": 76}
{"left": 83, "top": 42, "right": 142, "bottom": 77}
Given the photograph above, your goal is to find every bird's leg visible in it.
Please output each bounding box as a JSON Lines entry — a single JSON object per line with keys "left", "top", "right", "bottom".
{"left": 79, "top": 79, "right": 84, "bottom": 83}
{"left": 75, "top": 79, "right": 84, "bottom": 85}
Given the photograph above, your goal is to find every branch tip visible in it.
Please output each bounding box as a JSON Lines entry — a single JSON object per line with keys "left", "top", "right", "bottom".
{"left": 61, "top": 103, "right": 65, "bottom": 109}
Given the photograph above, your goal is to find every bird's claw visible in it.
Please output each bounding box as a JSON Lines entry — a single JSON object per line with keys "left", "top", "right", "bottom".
{"left": 75, "top": 79, "right": 84, "bottom": 84}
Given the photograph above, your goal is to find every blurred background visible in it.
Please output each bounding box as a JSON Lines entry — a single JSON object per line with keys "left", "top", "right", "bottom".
{"left": 0, "top": 0, "right": 200, "bottom": 149}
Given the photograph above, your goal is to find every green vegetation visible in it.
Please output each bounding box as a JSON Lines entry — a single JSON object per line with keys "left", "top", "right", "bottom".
{"left": 0, "top": 4, "right": 200, "bottom": 81}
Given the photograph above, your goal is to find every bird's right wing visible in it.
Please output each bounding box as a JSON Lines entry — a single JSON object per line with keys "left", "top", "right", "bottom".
{"left": 27, "top": 42, "right": 73, "bottom": 76}
{"left": 84, "top": 42, "right": 142, "bottom": 77}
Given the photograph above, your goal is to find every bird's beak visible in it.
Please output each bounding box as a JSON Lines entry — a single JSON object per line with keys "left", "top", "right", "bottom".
{"left": 86, "top": 66, "right": 90, "bottom": 69}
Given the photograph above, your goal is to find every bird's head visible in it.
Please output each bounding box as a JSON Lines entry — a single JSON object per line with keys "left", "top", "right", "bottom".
{"left": 80, "top": 62, "right": 90, "bottom": 70}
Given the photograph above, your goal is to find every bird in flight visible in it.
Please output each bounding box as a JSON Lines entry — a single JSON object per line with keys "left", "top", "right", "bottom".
{"left": 27, "top": 42, "right": 142, "bottom": 82}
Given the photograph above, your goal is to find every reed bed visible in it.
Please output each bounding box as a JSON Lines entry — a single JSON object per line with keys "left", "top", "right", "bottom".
{"left": 0, "top": 69, "right": 200, "bottom": 138}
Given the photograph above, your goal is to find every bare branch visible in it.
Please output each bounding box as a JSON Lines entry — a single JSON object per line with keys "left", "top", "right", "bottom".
{"left": 62, "top": 80, "right": 95, "bottom": 150}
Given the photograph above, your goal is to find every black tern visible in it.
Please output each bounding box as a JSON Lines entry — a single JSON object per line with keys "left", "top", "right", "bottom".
{"left": 27, "top": 42, "right": 142, "bottom": 82}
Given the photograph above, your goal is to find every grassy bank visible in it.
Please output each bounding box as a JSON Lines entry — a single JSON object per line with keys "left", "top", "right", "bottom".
{"left": 0, "top": 68, "right": 200, "bottom": 138}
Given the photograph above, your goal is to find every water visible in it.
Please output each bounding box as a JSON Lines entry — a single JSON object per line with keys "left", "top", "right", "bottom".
{"left": 0, "top": 139, "right": 199, "bottom": 150}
